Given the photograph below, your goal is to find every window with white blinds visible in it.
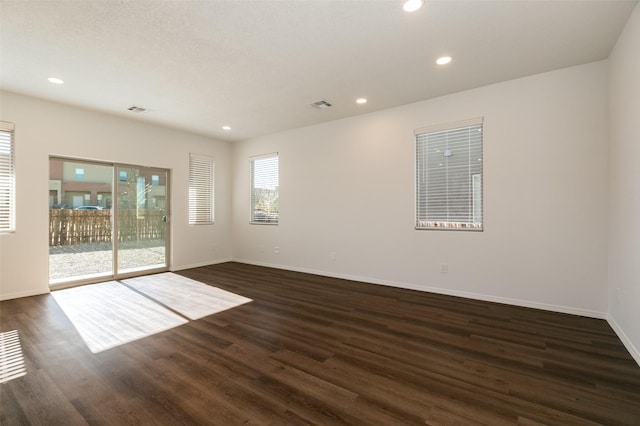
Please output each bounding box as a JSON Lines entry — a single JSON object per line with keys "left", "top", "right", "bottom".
{"left": 415, "top": 117, "right": 483, "bottom": 231}
{"left": 250, "top": 153, "right": 279, "bottom": 224}
{"left": 188, "top": 154, "right": 214, "bottom": 225}
{"left": 0, "top": 122, "right": 16, "bottom": 234}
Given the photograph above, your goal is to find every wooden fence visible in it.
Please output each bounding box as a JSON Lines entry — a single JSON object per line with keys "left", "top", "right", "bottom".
{"left": 49, "top": 209, "right": 166, "bottom": 246}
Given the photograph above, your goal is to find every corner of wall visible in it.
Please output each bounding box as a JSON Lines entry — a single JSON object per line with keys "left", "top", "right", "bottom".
{"left": 607, "top": 314, "right": 640, "bottom": 366}
{"left": 606, "top": 1, "right": 640, "bottom": 367}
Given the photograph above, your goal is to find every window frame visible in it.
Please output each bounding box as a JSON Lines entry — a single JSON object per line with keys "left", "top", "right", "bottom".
{"left": 415, "top": 117, "right": 484, "bottom": 231}
{"left": 250, "top": 153, "right": 279, "bottom": 225}
{"left": 0, "top": 121, "right": 15, "bottom": 234}
{"left": 188, "top": 153, "right": 215, "bottom": 225}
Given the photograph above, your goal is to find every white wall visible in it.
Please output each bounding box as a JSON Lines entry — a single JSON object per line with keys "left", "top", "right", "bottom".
{"left": 0, "top": 91, "right": 233, "bottom": 300}
{"left": 232, "top": 61, "right": 610, "bottom": 318}
{"left": 608, "top": 3, "right": 640, "bottom": 364}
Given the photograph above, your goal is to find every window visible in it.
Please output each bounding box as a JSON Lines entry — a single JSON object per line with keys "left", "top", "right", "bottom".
{"left": 0, "top": 122, "right": 15, "bottom": 234}
{"left": 188, "top": 154, "right": 214, "bottom": 225}
{"left": 250, "top": 153, "right": 279, "bottom": 224}
{"left": 416, "top": 117, "right": 483, "bottom": 230}
{"left": 75, "top": 168, "right": 85, "bottom": 181}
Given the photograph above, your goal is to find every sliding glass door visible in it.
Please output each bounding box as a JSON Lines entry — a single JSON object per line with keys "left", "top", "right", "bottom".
{"left": 49, "top": 159, "right": 114, "bottom": 284}
{"left": 115, "top": 166, "right": 168, "bottom": 274}
{"left": 49, "top": 158, "right": 169, "bottom": 286}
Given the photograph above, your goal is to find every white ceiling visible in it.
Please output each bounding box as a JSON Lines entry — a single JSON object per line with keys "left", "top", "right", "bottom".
{"left": 1, "top": 0, "right": 637, "bottom": 142}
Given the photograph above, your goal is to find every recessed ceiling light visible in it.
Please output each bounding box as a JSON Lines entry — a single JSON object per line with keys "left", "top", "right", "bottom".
{"left": 47, "top": 77, "right": 64, "bottom": 84}
{"left": 403, "top": 0, "right": 424, "bottom": 12}
{"left": 356, "top": 98, "right": 367, "bottom": 104}
{"left": 222, "top": 126, "right": 231, "bottom": 131}
{"left": 436, "top": 56, "right": 452, "bottom": 65}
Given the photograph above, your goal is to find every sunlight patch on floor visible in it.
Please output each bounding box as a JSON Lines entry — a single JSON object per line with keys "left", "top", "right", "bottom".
{"left": 52, "top": 275, "right": 252, "bottom": 353}
{"left": 0, "top": 330, "right": 27, "bottom": 384}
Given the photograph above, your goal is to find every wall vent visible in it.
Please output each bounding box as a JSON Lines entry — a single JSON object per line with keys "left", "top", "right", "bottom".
{"left": 310, "top": 100, "right": 332, "bottom": 109}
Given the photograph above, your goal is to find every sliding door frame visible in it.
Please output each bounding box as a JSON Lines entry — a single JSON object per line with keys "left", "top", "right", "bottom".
{"left": 49, "top": 156, "right": 171, "bottom": 288}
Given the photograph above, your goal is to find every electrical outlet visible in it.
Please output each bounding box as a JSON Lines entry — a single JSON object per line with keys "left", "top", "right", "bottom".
{"left": 330, "top": 251, "right": 337, "bottom": 261}
{"left": 440, "top": 263, "right": 448, "bottom": 273}
{"left": 274, "top": 246, "right": 280, "bottom": 254}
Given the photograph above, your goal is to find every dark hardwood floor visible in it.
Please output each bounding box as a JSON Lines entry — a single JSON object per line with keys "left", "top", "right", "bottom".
{"left": 1, "top": 262, "right": 640, "bottom": 425}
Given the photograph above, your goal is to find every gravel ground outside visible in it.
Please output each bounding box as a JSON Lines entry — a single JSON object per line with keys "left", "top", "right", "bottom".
{"left": 49, "top": 240, "right": 166, "bottom": 280}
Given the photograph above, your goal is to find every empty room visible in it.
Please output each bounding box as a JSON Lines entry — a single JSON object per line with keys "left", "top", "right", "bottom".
{"left": 1, "top": 0, "right": 639, "bottom": 424}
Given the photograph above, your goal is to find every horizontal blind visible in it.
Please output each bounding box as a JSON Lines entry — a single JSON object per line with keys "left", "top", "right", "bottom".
{"left": 188, "top": 154, "right": 214, "bottom": 225}
{"left": 416, "top": 118, "right": 483, "bottom": 230}
{"left": 250, "top": 153, "right": 279, "bottom": 224}
{"left": 0, "top": 122, "right": 15, "bottom": 233}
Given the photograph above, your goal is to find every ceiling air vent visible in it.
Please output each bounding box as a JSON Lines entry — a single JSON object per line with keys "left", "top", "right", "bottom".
{"left": 127, "top": 106, "right": 147, "bottom": 113}
{"left": 310, "top": 100, "right": 332, "bottom": 109}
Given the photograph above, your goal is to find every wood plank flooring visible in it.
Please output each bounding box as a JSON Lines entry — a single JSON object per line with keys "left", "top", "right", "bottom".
{"left": 1, "top": 262, "right": 639, "bottom": 425}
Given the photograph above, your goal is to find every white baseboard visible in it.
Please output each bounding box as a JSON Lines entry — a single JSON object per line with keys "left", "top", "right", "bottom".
{"left": 606, "top": 314, "right": 640, "bottom": 367}
{"left": 0, "top": 288, "right": 50, "bottom": 301}
{"left": 170, "top": 257, "right": 233, "bottom": 272}
{"left": 232, "top": 258, "right": 608, "bottom": 319}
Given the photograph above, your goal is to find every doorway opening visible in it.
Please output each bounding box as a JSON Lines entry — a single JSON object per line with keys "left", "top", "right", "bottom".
{"left": 49, "top": 157, "right": 170, "bottom": 286}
